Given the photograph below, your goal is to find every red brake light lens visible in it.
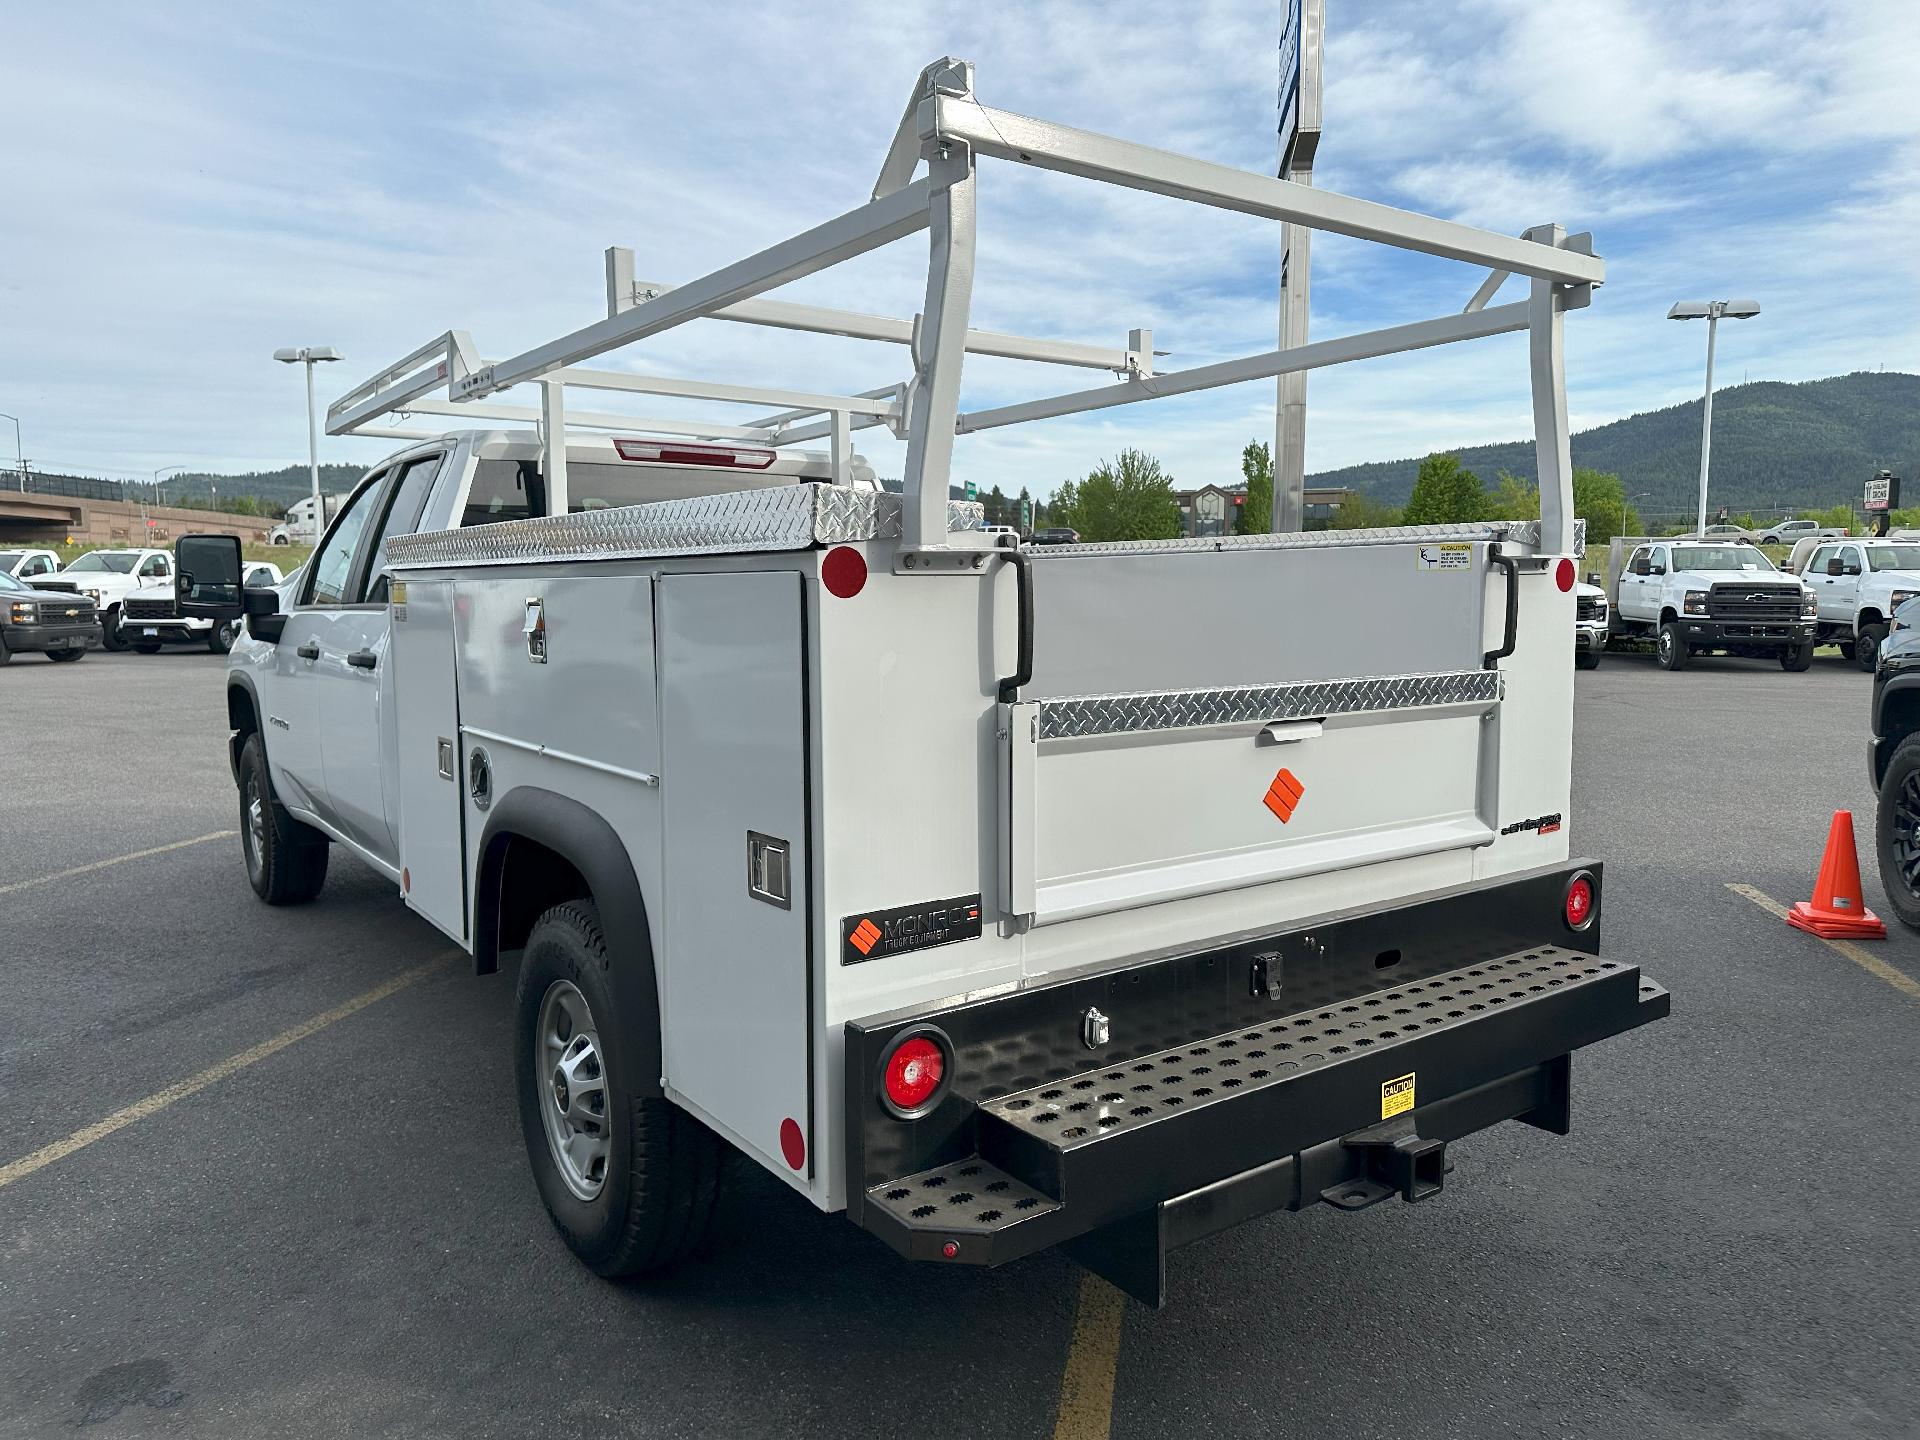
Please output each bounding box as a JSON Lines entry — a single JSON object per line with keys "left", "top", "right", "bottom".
{"left": 1555, "top": 557, "right": 1575, "bottom": 592}
{"left": 882, "top": 1035, "right": 947, "bottom": 1114}
{"left": 821, "top": 545, "right": 867, "bottom": 599}
{"left": 1564, "top": 873, "right": 1595, "bottom": 931}
{"left": 612, "top": 438, "right": 776, "bottom": 469}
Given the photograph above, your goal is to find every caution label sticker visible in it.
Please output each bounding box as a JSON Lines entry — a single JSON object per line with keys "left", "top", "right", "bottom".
{"left": 1416, "top": 543, "right": 1471, "bottom": 572}
{"left": 1381, "top": 1072, "right": 1416, "bottom": 1119}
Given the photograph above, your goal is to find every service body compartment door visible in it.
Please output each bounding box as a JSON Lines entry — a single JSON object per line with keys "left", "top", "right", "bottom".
{"left": 658, "top": 571, "right": 812, "bottom": 1177}
{"left": 389, "top": 576, "right": 467, "bottom": 941}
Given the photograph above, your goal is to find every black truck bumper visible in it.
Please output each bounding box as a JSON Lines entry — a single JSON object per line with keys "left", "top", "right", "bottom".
{"left": 1680, "top": 616, "right": 1813, "bottom": 650}
{"left": 844, "top": 863, "right": 1666, "bottom": 1306}
{"left": 1, "top": 621, "right": 93, "bottom": 654}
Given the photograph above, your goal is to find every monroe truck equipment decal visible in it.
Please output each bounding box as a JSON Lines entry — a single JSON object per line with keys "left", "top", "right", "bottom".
{"left": 1501, "top": 812, "right": 1563, "bottom": 837}
{"left": 842, "top": 895, "right": 982, "bottom": 965}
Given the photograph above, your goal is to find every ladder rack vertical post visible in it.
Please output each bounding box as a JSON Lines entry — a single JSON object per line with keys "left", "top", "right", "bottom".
{"left": 830, "top": 408, "right": 852, "bottom": 487}
{"left": 541, "top": 380, "right": 570, "bottom": 517}
{"left": 1526, "top": 223, "right": 1573, "bottom": 557}
{"left": 900, "top": 147, "right": 977, "bottom": 552}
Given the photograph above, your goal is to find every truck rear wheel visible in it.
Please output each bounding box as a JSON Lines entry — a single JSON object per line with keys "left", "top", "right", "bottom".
{"left": 237, "top": 732, "right": 329, "bottom": 903}
{"left": 1780, "top": 641, "right": 1815, "bottom": 672}
{"left": 1575, "top": 650, "right": 1601, "bottom": 671}
{"left": 515, "top": 900, "right": 724, "bottom": 1277}
{"left": 1875, "top": 734, "right": 1920, "bottom": 932}
{"left": 1856, "top": 623, "right": 1886, "bottom": 672}
{"left": 100, "top": 608, "right": 128, "bottom": 652}
{"left": 1657, "top": 622, "right": 1689, "bottom": 671}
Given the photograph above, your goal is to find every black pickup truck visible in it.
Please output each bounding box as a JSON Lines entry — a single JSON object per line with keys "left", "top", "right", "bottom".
{"left": 0, "top": 571, "right": 95, "bottom": 663}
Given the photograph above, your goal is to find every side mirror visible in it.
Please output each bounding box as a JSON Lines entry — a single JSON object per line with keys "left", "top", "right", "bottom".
{"left": 1650, "top": 564, "right": 1667, "bottom": 576}
{"left": 1586, "top": 572, "right": 1602, "bottom": 587}
{"left": 175, "top": 534, "right": 244, "bottom": 620}
{"left": 1847, "top": 564, "right": 1863, "bottom": 576}
{"left": 244, "top": 587, "right": 287, "bottom": 643}
{"left": 1828, "top": 558, "right": 1844, "bottom": 576}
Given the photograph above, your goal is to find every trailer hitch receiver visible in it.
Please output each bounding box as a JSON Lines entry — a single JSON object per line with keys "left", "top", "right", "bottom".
{"left": 1321, "top": 1118, "right": 1448, "bottom": 1209}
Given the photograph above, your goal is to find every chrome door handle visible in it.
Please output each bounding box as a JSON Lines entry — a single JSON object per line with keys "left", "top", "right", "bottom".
{"left": 347, "top": 649, "right": 377, "bottom": 670}
{"left": 296, "top": 642, "right": 319, "bottom": 660}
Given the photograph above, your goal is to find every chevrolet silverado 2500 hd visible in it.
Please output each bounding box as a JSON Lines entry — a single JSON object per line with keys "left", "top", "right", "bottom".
{"left": 177, "top": 59, "right": 1665, "bottom": 1306}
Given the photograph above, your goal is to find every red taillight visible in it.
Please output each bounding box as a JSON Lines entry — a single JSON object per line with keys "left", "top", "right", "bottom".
{"left": 1555, "top": 557, "right": 1575, "bottom": 592}
{"left": 1564, "top": 873, "right": 1595, "bottom": 931}
{"left": 612, "top": 438, "right": 776, "bottom": 469}
{"left": 821, "top": 545, "right": 867, "bottom": 599}
{"left": 882, "top": 1035, "right": 947, "bottom": 1114}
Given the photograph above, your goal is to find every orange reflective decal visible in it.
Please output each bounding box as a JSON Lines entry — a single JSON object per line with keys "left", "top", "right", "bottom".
{"left": 1263, "top": 767, "right": 1305, "bottom": 823}
{"left": 849, "top": 918, "right": 884, "bottom": 955}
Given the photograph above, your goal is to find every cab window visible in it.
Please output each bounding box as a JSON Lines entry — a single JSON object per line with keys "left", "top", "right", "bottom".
{"left": 1649, "top": 546, "right": 1669, "bottom": 573}
{"left": 305, "top": 473, "right": 387, "bottom": 606}
{"left": 1628, "top": 547, "right": 1649, "bottom": 576}
{"left": 1839, "top": 546, "right": 1863, "bottom": 574}
{"left": 362, "top": 454, "right": 445, "bottom": 603}
{"left": 139, "top": 554, "right": 169, "bottom": 578}
{"left": 461, "top": 459, "right": 545, "bottom": 527}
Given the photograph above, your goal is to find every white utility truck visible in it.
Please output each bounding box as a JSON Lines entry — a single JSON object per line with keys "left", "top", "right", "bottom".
{"left": 1800, "top": 538, "right": 1920, "bottom": 670}
{"left": 1605, "top": 536, "right": 1815, "bottom": 671}
{"left": 178, "top": 59, "right": 1665, "bottom": 1306}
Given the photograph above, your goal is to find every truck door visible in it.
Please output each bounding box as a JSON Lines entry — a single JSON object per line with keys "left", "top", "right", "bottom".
{"left": 268, "top": 469, "right": 388, "bottom": 817}
{"left": 1833, "top": 545, "right": 1864, "bottom": 628}
{"left": 1807, "top": 545, "right": 1839, "bottom": 622}
{"left": 1620, "top": 546, "right": 1650, "bottom": 619}
{"left": 312, "top": 453, "right": 444, "bottom": 867}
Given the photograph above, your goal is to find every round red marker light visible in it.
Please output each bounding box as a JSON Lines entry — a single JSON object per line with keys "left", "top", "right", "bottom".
{"left": 942, "top": 1240, "right": 961, "bottom": 1259}
{"left": 882, "top": 1035, "right": 947, "bottom": 1114}
{"left": 1555, "top": 557, "right": 1575, "bottom": 592}
{"left": 1564, "top": 873, "right": 1595, "bottom": 931}
{"left": 779, "top": 1118, "right": 806, "bottom": 1171}
{"left": 822, "top": 546, "right": 867, "bottom": 599}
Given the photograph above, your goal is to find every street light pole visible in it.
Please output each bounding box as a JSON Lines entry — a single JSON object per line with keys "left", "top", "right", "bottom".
{"left": 0, "top": 411, "right": 21, "bottom": 491}
{"left": 274, "top": 346, "right": 342, "bottom": 542}
{"left": 1668, "top": 299, "right": 1759, "bottom": 538}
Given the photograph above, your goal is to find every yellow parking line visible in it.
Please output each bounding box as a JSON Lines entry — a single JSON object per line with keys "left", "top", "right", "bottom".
{"left": 0, "top": 957, "right": 446, "bottom": 1191}
{"left": 1727, "top": 883, "right": 1920, "bottom": 1001}
{"left": 0, "top": 830, "right": 236, "bottom": 897}
{"left": 1052, "top": 1271, "right": 1127, "bottom": 1440}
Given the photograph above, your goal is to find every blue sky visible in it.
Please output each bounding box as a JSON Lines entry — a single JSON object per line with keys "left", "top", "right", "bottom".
{"left": 2, "top": 0, "right": 1914, "bottom": 498}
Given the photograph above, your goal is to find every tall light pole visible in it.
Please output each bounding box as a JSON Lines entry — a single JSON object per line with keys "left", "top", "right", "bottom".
{"left": 274, "top": 346, "right": 342, "bottom": 541}
{"left": 0, "top": 411, "right": 21, "bottom": 491}
{"left": 1668, "top": 300, "right": 1760, "bottom": 538}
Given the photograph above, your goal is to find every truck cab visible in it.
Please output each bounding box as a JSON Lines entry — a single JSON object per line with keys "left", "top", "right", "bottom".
{"left": 1803, "top": 538, "right": 1920, "bottom": 670}
{"left": 1612, "top": 539, "right": 1815, "bottom": 671}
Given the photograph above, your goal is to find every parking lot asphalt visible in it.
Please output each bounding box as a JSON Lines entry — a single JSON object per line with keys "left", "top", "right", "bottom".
{"left": 3, "top": 646, "right": 1917, "bottom": 1439}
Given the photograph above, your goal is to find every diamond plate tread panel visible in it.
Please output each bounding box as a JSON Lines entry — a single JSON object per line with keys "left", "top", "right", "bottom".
{"left": 1026, "top": 518, "right": 1584, "bottom": 558}
{"left": 983, "top": 947, "right": 1642, "bottom": 1147}
{"left": 1035, "top": 668, "right": 1502, "bottom": 740}
{"left": 386, "top": 485, "right": 984, "bottom": 569}
{"left": 865, "top": 1156, "right": 1060, "bottom": 1233}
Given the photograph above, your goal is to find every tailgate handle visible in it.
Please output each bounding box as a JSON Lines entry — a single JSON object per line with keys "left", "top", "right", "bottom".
{"left": 1256, "top": 719, "right": 1323, "bottom": 746}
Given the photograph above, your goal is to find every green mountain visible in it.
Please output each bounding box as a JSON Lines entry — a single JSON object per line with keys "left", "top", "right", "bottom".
{"left": 1309, "top": 371, "right": 1919, "bottom": 519}
{"left": 138, "top": 465, "right": 365, "bottom": 510}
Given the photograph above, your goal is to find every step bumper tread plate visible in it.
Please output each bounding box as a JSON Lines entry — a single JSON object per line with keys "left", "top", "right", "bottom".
{"left": 860, "top": 945, "right": 1666, "bottom": 1265}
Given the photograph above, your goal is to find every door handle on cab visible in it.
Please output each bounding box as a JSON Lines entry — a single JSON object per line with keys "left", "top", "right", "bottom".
{"left": 296, "top": 641, "right": 319, "bottom": 661}
{"left": 347, "top": 649, "right": 378, "bottom": 670}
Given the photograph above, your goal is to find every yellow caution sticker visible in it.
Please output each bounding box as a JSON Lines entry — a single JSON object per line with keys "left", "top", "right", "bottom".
{"left": 1416, "top": 543, "right": 1471, "bottom": 572}
{"left": 1381, "top": 1072, "right": 1416, "bottom": 1119}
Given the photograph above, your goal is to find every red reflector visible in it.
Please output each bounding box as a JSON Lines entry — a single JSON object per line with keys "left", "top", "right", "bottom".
{"left": 779, "top": 1118, "right": 806, "bottom": 1171}
{"left": 941, "top": 1240, "right": 960, "bottom": 1259}
{"left": 822, "top": 545, "right": 868, "bottom": 599}
{"left": 1564, "top": 874, "right": 1595, "bottom": 930}
{"left": 883, "top": 1036, "right": 946, "bottom": 1113}
{"left": 612, "top": 437, "right": 775, "bottom": 469}
{"left": 1555, "top": 557, "right": 1575, "bottom": 592}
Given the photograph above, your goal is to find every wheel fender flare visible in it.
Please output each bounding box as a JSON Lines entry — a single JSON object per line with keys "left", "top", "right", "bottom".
{"left": 226, "top": 672, "right": 263, "bottom": 785}
{"left": 476, "top": 786, "right": 663, "bottom": 1098}
{"left": 1873, "top": 671, "right": 1920, "bottom": 751}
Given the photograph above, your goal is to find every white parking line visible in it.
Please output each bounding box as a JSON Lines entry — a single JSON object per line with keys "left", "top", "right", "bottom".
{"left": 0, "top": 958, "right": 447, "bottom": 1191}
{"left": 0, "top": 831, "right": 235, "bottom": 897}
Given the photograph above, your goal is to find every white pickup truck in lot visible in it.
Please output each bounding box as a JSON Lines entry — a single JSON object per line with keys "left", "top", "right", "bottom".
{"left": 1799, "top": 538, "right": 1920, "bottom": 671}
{"left": 177, "top": 60, "right": 1665, "bottom": 1306}
{"left": 32, "top": 547, "right": 176, "bottom": 651}
{"left": 1609, "top": 538, "right": 1815, "bottom": 671}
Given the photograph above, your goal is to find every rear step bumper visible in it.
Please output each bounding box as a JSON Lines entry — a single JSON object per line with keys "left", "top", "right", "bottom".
{"left": 855, "top": 933, "right": 1666, "bottom": 1304}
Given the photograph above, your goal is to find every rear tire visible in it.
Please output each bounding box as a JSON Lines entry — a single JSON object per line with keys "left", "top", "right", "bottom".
{"left": 1575, "top": 650, "right": 1601, "bottom": 671}
{"left": 237, "top": 731, "right": 329, "bottom": 904}
{"left": 1856, "top": 623, "right": 1886, "bottom": 672}
{"left": 1657, "top": 622, "right": 1689, "bottom": 671}
{"left": 515, "top": 900, "right": 723, "bottom": 1277}
{"left": 1840, "top": 641, "right": 1857, "bottom": 662}
{"left": 47, "top": 647, "right": 84, "bottom": 662}
{"left": 1875, "top": 734, "right": 1920, "bottom": 932}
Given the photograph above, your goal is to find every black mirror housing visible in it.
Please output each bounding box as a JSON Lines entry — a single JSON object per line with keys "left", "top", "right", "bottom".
{"left": 174, "top": 534, "right": 245, "bottom": 620}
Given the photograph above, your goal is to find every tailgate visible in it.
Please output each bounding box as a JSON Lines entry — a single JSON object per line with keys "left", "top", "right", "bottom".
{"left": 1003, "top": 538, "right": 1506, "bottom": 927}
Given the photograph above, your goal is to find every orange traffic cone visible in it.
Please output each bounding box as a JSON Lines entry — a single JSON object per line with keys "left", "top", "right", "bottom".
{"left": 1786, "top": 810, "right": 1887, "bottom": 939}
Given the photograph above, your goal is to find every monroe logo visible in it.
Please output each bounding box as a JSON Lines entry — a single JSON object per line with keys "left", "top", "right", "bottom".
{"left": 842, "top": 894, "right": 982, "bottom": 965}
{"left": 1501, "top": 812, "right": 1563, "bottom": 837}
